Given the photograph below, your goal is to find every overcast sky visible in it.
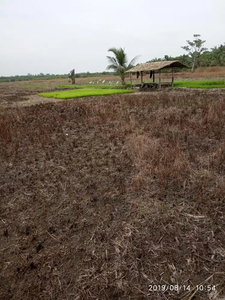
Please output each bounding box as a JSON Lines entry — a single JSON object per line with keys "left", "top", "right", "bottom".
{"left": 0, "top": 0, "right": 225, "bottom": 76}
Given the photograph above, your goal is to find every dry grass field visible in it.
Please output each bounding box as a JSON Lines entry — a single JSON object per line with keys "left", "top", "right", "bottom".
{"left": 0, "top": 69, "right": 225, "bottom": 300}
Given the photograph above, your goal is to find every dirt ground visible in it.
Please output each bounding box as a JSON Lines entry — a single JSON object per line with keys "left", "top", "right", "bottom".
{"left": 0, "top": 72, "right": 225, "bottom": 300}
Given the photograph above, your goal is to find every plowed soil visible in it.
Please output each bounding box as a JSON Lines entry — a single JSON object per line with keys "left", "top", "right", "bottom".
{"left": 0, "top": 78, "right": 225, "bottom": 300}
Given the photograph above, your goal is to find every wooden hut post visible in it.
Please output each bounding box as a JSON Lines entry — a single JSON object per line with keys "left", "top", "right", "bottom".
{"left": 129, "top": 72, "right": 132, "bottom": 87}
{"left": 141, "top": 71, "right": 143, "bottom": 83}
{"left": 172, "top": 68, "right": 174, "bottom": 87}
{"left": 158, "top": 70, "right": 161, "bottom": 89}
{"left": 153, "top": 71, "right": 155, "bottom": 83}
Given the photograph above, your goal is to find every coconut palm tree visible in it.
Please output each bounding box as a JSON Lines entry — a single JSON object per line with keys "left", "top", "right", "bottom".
{"left": 106, "top": 48, "right": 139, "bottom": 85}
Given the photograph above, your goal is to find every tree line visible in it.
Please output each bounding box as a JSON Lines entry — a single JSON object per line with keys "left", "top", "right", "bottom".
{"left": 0, "top": 71, "right": 116, "bottom": 83}
{"left": 148, "top": 35, "right": 225, "bottom": 71}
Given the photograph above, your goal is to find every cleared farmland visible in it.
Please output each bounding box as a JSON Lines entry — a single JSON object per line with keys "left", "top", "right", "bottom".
{"left": 0, "top": 81, "right": 225, "bottom": 300}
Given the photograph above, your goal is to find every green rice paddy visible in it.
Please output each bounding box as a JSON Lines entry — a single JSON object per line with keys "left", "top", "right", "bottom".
{"left": 174, "top": 79, "right": 225, "bottom": 89}
{"left": 59, "top": 84, "right": 130, "bottom": 89}
{"left": 37, "top": 80, "right": 225, "bottom": 101}
{"left": 39, "top": 88, "right": 133, "bottom": 99}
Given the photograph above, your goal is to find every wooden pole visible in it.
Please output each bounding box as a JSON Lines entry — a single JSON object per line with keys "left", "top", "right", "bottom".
{"left": 158, "top": 70, "right": 161, "bottom": 89}
{"left": 153, "top": 71, "right": 155, "bottom": 83}
{"left": 130, "top": 73, "right": 132, "bottom": 87}
{"left": 141, "top": 71, "right": 143, "bottom": 83}
{"left": 172, "top": 68, "right": 174, "bottom": 87}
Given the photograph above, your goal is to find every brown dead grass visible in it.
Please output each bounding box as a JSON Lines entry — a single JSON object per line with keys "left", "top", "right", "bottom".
{"left": 0, "top": 86, "right": 225, "bottom": 300}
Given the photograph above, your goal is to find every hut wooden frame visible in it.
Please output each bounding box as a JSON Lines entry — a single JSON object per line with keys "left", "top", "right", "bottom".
{"left": 125, "top": 60, "right": 188, "bottom": 89}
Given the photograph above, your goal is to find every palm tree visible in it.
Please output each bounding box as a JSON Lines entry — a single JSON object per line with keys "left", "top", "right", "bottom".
{"left": 106, "top": 48, "right": 139, "bottom": 85}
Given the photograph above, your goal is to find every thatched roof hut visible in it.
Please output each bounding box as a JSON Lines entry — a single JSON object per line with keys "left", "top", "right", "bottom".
{"left": 125, "top": 60, "right": 188, "bottom": 89}
{"left": 126, "top": 60, "right": 188, "bottom": 73}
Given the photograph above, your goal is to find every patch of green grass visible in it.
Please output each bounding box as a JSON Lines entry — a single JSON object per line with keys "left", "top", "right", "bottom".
{"left": 39, "top": 88, "right": 134, "bottom": 99}
{"left": 59, "top": 84, "right": 131, "bottom": 89}
{"left": 174, "top": 80, "right": 225, "bottom": 89}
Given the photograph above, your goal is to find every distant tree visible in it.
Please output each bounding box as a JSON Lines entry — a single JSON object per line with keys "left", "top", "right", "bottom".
{"left": 199, "top": 51, "right": 213, "bottom": 67}
{"left": 176, "top": 54, "right": 191, "bottom": 67}
{"left": 181, "top": 34, "right": 207, "bottom": 71}
{"left": 164, "top": 55, "right": 174, "bottom": 61}
{"left": 210, "top": 44, "right": 225, "bottom": 66}
{"left": 106, "top": 48, "right": 139, "bottom": 85}
{"left": 147, "top": 57, "right": 164, "bottom": 63}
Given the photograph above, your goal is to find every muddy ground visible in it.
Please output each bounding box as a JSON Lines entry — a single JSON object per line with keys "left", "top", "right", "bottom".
{"left": 0, "top": 77, "right": 225, "bottom": 300}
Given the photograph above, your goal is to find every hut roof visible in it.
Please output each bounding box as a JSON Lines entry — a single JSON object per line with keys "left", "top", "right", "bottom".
{"left": 125, "top": 60, "right": 188, "bottom": 73}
